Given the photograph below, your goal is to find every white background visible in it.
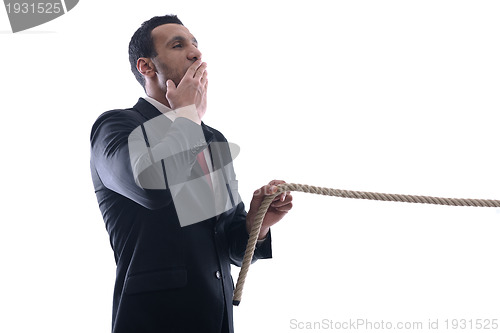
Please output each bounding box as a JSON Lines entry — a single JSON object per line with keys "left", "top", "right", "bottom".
{"left": 1, "top": 1, "right": 499, "bottom": 332}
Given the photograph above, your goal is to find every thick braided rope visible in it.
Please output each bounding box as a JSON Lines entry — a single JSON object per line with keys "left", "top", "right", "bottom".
{"left": 232, "top": 182, "right": 500, "bottom": 305}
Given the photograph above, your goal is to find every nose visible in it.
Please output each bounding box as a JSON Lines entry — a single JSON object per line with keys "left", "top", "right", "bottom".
{"left": 188, "top": 45, "right": 202, "bottom": 62}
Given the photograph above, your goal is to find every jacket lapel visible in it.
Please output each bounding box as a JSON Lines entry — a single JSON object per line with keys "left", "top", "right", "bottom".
{"left": 134, "top": 98, "right": 164, "bottom": 120}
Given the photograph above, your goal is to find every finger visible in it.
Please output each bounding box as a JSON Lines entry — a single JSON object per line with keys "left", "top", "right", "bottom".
{"left": 194, "top": 62, "right": 208, "bottom": 80}
{"left": 271, "top": 194, "right": 293, "bottom": 207}
{"left": 266, "top": 185, "right": 279, "bottom": 196}
{"left": 272, "top": 190, "right": 290, "bottom": 202}
{"left": 249, "top": 184, "right": 276, "bottom": 213}
{"left": 200, "top": 70, "right": 208, "bottom": 86}
{"left": 252, "top": 185, "right": 277, "bottom": 200}
{"left": 254, "top": 184, "right": 284, "bottom": 202}
{"left": 165, "top": 80, "right": 177, "bottom": 99}
{"left": 272, "top": 193, "right": 287, "bottom": 202}
{"left": 185, "top": 59, "right": 203, "bottom": 78}
{"left": 268, "top": 180, "right": 286, "bottom": 199}
{"left": 268, "top": 180, "right": 286, "bottom": 186}
{"left": 249, "top": 186, "right": 265, "bottom": 211}
{"left": 272, "top": 202, "right": 293, "bottom": 212}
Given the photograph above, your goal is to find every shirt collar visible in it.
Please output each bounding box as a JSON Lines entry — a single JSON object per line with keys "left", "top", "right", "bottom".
{"left": 141, "top": 96, "right": 214, "bottom": 144}
{"left": 142, "top": 96, "right": 176, "bottom": 122}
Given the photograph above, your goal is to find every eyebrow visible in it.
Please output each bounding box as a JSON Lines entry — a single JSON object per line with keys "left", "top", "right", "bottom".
{"left": 168, "top": 35, "right": 198, "bottom": 46}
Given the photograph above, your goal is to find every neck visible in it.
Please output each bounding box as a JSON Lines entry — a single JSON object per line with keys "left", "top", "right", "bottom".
{"left": 145, "top": 84, "right": 171, "bottom": 108}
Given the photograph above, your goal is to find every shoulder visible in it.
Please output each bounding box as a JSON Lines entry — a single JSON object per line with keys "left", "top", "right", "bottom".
{"left": 90, "top": 106, "right": 145, "bottom": 141}
{"left": 91, "top": 107, "right": 142, "bottom": 129}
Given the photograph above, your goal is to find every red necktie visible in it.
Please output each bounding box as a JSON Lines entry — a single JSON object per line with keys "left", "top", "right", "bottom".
{"left": 196, "top": 151, "right": 213, "bottom": 189}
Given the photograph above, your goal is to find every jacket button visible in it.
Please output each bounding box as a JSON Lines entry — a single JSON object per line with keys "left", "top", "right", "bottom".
{"left": 215, "top": 271, "right": 222, "bottom": 279}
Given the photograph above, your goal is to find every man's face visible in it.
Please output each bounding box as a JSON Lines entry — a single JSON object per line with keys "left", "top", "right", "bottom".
{"left": 150, "top": 23, "right": 201, "bottom": 89}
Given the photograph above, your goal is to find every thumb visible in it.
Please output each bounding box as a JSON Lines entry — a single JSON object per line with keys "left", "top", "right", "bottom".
{"left": 166, "top": 79, "right": 176, "bottom": 92}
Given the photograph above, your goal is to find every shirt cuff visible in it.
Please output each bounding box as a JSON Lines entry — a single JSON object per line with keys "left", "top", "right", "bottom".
{"left": 172, "top": 104, "right": 200, "bottom": 124}
{"left": 256, "top": 230, "right": 270, "bottom": 246}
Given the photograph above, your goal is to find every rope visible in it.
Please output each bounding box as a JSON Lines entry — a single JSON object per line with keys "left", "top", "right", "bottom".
{"left": 232, "top": 182, "right": 500, "bottom": 305}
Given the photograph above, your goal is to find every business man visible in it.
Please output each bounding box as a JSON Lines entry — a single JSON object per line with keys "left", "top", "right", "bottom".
{"left": 90, "top": 14, "right": 293, "bottom": 332}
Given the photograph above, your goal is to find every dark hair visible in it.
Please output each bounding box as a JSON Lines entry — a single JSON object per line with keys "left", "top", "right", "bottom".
{"left": 128, "top": 14, "right": 184, "bottom": 89}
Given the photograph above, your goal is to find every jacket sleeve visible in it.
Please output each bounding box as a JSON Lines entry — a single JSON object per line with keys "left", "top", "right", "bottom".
{"left": 226, "top": 201, "right": 272, "bottom": 267}
{"left": 207, "top": 128, "right": 272, "bottom": 265}
{"left": 90, "top": 110, "right": 209, "bottom": 210}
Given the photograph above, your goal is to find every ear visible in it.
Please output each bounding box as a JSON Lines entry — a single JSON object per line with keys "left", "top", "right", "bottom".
{"left": 136, "top": 57, "right": 157, "bottom": 79}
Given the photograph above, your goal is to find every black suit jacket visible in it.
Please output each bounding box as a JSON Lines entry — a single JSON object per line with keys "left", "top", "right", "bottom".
{"left": 90, "top": 98, "right": 272, "bottom": 332}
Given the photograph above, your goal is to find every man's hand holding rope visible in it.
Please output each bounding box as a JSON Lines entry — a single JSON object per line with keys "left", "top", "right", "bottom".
{"left": 246, "top": 180, "right": 294, "bottom": 240}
